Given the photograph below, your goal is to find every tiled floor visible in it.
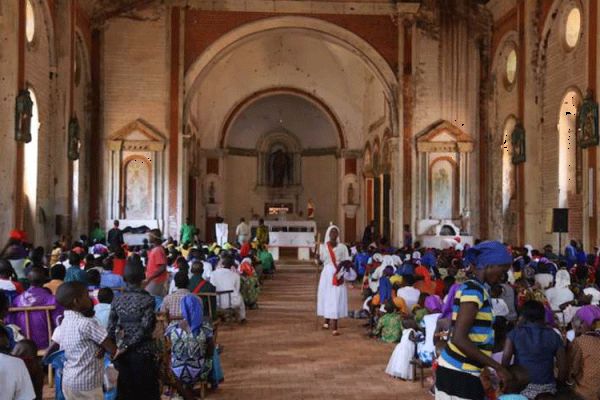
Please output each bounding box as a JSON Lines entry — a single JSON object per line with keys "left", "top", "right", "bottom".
{"left": 213, "top": 263, "right": 431, "bottom": 399}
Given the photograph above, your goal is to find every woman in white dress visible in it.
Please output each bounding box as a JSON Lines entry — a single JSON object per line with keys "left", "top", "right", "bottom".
{"left": 317, "top": 225, "right": 350, "bottom": 336}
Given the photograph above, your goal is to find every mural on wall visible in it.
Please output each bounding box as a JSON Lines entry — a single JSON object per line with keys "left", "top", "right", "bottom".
{"left": 577, "top": 92, "right": 599, "bottom": 148}
{"left": 124, "top": 158, "right": 151, "bottom": 219}
{"left": 431, "top": 160, "right": 453, "bottom": 219}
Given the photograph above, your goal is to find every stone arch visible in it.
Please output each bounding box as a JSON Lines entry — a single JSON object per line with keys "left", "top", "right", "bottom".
{"left": 220, "top": 88, "right": 345, "bottom": 149}
{"left": 183, "top": 15, "right": 400, "bottom": 149}
{"left": 184, "top": 15, "right": 398, "bottom": 109}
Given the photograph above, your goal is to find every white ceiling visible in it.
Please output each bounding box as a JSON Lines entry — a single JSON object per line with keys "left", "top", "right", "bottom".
{"left": 226, "top": 93, "right": 339, "bottom": 150}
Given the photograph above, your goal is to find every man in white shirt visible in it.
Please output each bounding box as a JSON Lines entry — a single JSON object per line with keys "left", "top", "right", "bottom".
{"left": 210, "top": 256, "right": 246, "bottom": 322}
{"left": 396, "top": 275, "right": 421, "bottom": 311}
{"left": 0, "top": 328, "right": 35, "bottom": 400}
{"left": 235, "top": 218, "right": 251, "bottom": 245}
{"left": 215, "top": 218, "right": 229, "bottom": 247}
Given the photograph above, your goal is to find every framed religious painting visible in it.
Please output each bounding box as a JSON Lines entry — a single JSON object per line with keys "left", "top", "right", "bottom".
{"left": 577, "top": 94, "right": 599, "bottom": 148}
{"left": 511, "top": 123, "right": 526, "bottom": 164}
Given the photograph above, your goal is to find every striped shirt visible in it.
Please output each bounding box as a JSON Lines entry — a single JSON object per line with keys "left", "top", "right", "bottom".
{"left": 439, "top": 279, "right": 494, "bottom": 375}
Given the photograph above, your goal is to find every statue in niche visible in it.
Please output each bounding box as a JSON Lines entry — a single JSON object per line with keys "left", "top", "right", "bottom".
{"left": 208, "top": 182, "right": 216, "bottom": 204}
{"left": 511, "top": 124, "right": 526, "bottom": 164}
{"left": 577, "top": 90, "right": 599, "bottom": 148}
{"left": 67, "top": 116, "right": 80, "bottom": 161}
{"left": 15, "top": 89, "right": 33, "bottom": 143}
{"left": 307, "top": 199, "right": 315, "bottom": 219}
{"left": 269, "top": 148, "right": 291, "bottom": 187}
{"left": 347, "top": 183, "right": 355, "bottom": 205}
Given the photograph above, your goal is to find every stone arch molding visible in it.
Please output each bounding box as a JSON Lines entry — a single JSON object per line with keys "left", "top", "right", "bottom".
{"left": 184, "top": 15, "right": 400, "bottom": 145}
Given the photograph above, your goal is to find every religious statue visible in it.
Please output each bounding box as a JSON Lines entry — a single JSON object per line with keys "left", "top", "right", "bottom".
{"left": 208, "top": 181, "right": 216, "bottom": 204}
{"left": 577, "top": 90, "right": 599, "bottom": 148}
{"left": 67, "top": 116, "right": 80, "bottom": 161}
{"left": 15, "top": 89, "right": 33, "bottom": 143}
{"left": 269, "top": 149, "right": 290, "bottom": 187}
{"left": 347, "top": 183, "right": 355, "bottom": 205}
{"left": 307, "top": 199, "right": 315, "bottom": 219}
{"left": 511, "top": 123, "right": 526, "bottom": 164}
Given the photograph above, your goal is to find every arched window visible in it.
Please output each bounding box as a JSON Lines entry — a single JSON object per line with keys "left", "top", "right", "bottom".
{"left": 558, "top": 91, "right": 581, "bottom": 207}
{"left": 564, "top": 6, "right": 582, "bottom": 49}
{"left": 502, "top": 117, "right": 517, "bottom": 214}
{"left": 24, "top": 88, "right": 39, "bottom": 212}
{"left": 25, "top": 0, "right": 35, "bottom": 43}
{"left": 505, "top": 49, "right": 517, "bottom": 86}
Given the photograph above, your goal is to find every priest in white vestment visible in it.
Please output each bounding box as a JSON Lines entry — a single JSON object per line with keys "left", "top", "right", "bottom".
{"left": 317, "top": 225, "right": 350, "bottom": 336}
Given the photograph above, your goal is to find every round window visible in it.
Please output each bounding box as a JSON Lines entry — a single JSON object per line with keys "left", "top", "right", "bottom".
{"left": 25, "top": 0, "right": 35, "bottom": 43}
{"left": 565, "top": 7, "right": 582, "bottom": 49}
{"left": 505, "top": 49, "right": 517, "bottom": 86}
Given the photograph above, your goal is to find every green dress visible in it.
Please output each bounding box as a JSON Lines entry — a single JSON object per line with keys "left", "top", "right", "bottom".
{"left": 240, "top": 275, "right": 260, "bottom": 306}
{"left": 90, "top": 227, "right": 105, "bottom": 243}
{"left": 373, "top": 313, "right": 403, "bottom": 343}
{"left": 180, "top": 223, "right": 196, "bottom": 245}
{"left": 258, "top": 250, "right": 274, "bottom": 273}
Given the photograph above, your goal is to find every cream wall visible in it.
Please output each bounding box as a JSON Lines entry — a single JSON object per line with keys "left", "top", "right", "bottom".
{"left": 223, "top": 154, "right": 338, "bottom": 242}
{"left": 101, "top": 8, "right": 170, "bottom": 230}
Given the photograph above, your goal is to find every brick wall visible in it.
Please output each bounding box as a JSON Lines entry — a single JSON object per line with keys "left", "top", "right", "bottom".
{"left": 540, "top": 2, "right": 588, "bottom": 246}
{"left": 184, "top": 10, "right": 398, "bottom": 73}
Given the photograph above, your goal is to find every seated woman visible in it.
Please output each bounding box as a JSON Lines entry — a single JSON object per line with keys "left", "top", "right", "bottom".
{"left": 166, "top": 295, "right": 216, "bottom": 399}
{"left": 502, "top": 300, "right": 566, "bottom": 399}
{"left": 239, "top": 258, "right": 260, "bottom": 309}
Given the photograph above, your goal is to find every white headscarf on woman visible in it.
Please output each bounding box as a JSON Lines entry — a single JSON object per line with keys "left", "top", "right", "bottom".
{"left": 324, "top": 224, "right": 341, "bottom": 246}
{"left": 554, "top": 269, "right": 571, "bottom": 289}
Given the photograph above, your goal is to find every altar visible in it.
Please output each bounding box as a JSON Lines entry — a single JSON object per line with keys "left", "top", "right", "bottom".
{"left": 105, "top": 219, "right": 160, "bottom": 246}
{"left": 250, "top": 220, "right": 317, "bottom": 261}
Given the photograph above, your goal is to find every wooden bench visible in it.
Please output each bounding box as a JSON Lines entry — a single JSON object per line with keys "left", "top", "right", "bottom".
{"left": 8, "top": 305, "right": 57, "bottom": 387}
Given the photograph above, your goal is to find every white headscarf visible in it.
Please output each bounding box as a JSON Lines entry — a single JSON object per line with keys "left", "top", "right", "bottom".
{"left": 524, "top": 244, "right": 533, "bottom": 258}
{"left": 324, "top": 224, "right": 341, "bottom": 246}
{"left": 372, "top": 253, "right": 383, "bottom": 263}
{"left": 381, "top": 255, "right": 394, "bottom": 269}
{"left": 391, "top": 255, "right": 402, "bottom": 267}
{"left": 554, "top": 269, "right": 571, "bottom": 289}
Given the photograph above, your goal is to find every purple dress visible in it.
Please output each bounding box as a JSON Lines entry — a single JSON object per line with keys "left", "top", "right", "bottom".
{"left": 441, "top": 283, "right": 460, "bottom": 320}
{"left": 9, "top": 287, "right": 63, "bottom": 349}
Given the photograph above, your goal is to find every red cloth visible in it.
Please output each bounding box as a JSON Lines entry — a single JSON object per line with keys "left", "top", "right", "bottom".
{"left": 240, "top": 242, "right": 251, "bottom": 258}
{"left": 113, "top": 258, "right": 126, "bottom": 276}
{"left": 146, "top": 246, "right": 168, "bottom": 283}
{"left": 9, "top": 229, "right": 27, "bottom": 242}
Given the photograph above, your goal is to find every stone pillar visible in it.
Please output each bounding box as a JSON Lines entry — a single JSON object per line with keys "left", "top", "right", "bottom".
{"left": 0, "top": 1, "right": 19, "bottom": 239}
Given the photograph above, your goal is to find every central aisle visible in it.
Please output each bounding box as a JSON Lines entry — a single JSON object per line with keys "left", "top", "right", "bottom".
{"left": 215, "top": 263, "right": 431, "bottom": 399}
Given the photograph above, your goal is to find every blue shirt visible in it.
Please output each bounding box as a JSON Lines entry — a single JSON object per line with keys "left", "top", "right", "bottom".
{"left": 507, "top": 322, "right": 563, "bottom": 385}
{"left": 100, "top": 271, "right": 125, "bottom": 290}
{"left": 64, "top": 266, "right": 88, "bottom": 284}
{"left": 94, "top": 303, "right": 111, "bottom": 328}
{"left": 354, "top": 253, "right": 370, "bottom": 276}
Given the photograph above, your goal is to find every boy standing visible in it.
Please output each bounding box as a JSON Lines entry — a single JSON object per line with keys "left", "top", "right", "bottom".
{"left": 51, "top": 281, "right": 117, "bottom": 400}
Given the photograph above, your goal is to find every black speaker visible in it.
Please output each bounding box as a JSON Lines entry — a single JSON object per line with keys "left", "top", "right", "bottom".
{"left": 552, "top": 208, "right": 569, "bottom": 233}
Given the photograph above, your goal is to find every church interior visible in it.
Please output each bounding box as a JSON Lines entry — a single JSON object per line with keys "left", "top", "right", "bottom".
{"left": 2, "top": 0, "right": 600, "bottom": 399}
{"left": 2, "top": 0, "right": 599, "bottom": 250}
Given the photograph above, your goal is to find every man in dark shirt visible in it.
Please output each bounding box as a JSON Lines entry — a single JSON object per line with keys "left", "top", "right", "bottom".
{"left": 107, "top": 220, "right": 124, "bottom": 251}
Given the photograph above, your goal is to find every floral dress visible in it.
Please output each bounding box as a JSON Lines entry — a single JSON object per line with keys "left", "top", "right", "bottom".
{"left": 165, "top": 321, "right": 213, "bottom": 385}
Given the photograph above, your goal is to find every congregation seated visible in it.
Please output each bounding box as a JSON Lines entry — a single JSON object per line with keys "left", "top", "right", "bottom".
{"left": 210, "top": 255, "right": 247, "bottom": 323}
{"left": 161, "top": 271, "right": 191, "bottom": 319}
{"left": 9, "top": 268, "right": 63, "bottom": 350}
{"left": 44, "top": 264, "right": 65, "bottom": 295}
{"left": 99, "top": 257, "right": 125, "bottom": 291}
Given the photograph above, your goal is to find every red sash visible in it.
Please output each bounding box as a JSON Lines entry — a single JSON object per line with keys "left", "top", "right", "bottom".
{"left": 328, "top": 243, "right": 343, "bottom": 286}
{"left": 192, "top": 280, "right": 207, "bottom": 294}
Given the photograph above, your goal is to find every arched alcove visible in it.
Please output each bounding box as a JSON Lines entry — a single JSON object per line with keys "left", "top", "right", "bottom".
{"left": 558, "top": 90, "right": 582, "bottom": 207}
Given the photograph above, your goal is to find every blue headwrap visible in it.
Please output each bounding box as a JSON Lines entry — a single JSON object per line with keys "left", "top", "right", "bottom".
{"left": 421, "top": 251, "right": 436, "bottom": 268}
{"left": 464, "top": 241, "right": 512, "bottom": 270}
{"left": 181, "top": 294, "right": 203, "bottom": 335}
